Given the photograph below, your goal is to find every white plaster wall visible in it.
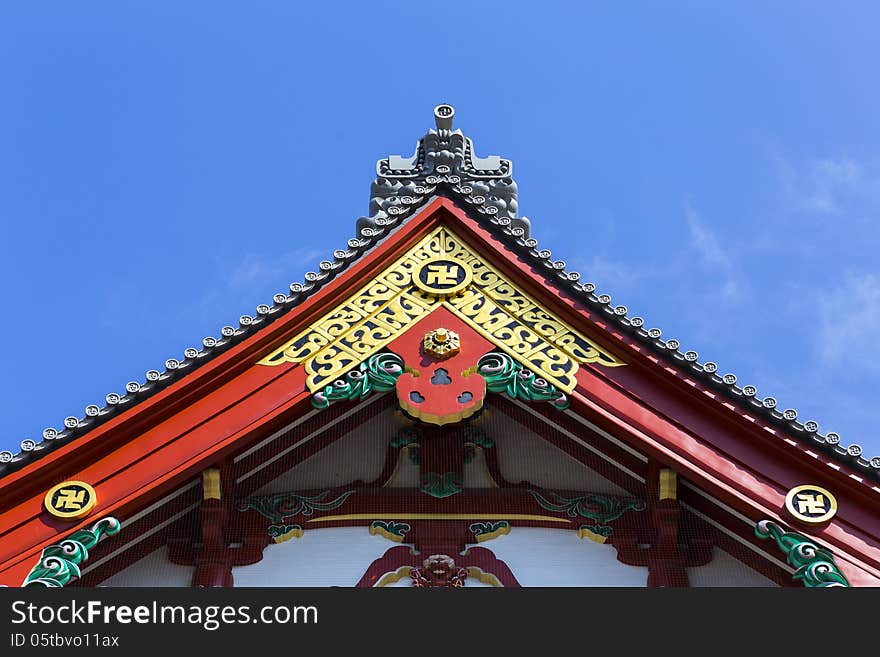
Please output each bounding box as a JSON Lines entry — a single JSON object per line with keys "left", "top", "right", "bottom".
{"left": 233, "top": 526, "right": 650, "bottom": 588}
{"left": 687, "top": 547, "right": 777, "bottom": 587}
{"left": 233, "top": 527, "right": 397, "bottom": 587}
{"left": 249, "top": 408, "right": 409, "bottom": 494}
{"left": 483, "top": 527, "right": 649, "bottom": 586}
{"left": 98, "top": 547, "right": 193, "bottom": 587}
{"left": 478, "top": 408, "right": 634, "bottom": 494}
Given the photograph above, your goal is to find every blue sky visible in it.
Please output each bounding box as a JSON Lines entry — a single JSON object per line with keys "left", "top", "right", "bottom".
{"left": 1, "top": 2, "right": 878, "bottom": 460}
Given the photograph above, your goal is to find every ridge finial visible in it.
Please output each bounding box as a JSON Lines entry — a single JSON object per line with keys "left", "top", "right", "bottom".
{"left": 358, "top": 105, "right": 529, "bottom": 240}
{"left": 434, "top": 104, "right": 455, "bottom": 131}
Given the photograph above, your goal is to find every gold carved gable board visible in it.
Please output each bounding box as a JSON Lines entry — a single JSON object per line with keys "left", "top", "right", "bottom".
{"left": 258, "top": 227, "right": 624, "bottom": 392}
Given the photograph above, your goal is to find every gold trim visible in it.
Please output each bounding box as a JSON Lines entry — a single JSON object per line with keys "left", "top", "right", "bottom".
{"left": 658, "top": 469, "right": 677, "bottom": 500}
{"left": 202, "top": 468, "right": 222, "bottom": 500}
{"left": 257, "top": 226, "right": 625, "bottom": 393}
{"left": 368, "top": 525, "right": 405, "bottom": 543}
{"left": 307, "top": 513, "right": 571, "bottom": 524}
{"left": 398, "top": 394, "right": 485, "bottom": 425}
{"left": 44, "top": 481, "right": 97, "bottom": 520}
{"left": 784, "top": 484, "right": 838, "bottom": 525}
{"left": 576, "top": 527, "right": 608, "bottom": 544}
{"left": 466, "top": 567, "right": 503, "bottom": 587}
{"left": 475, "top": 525, "right": 511, "bottom": 543}
{"left": 272, "top": 527, "right": 304, "bottom": 543}
{"left": 375, "top": 566, "right": 412, "bottom": 587}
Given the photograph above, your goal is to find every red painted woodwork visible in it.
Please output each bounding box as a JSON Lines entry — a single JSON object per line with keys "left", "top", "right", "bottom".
{"left": 3, "top": 196, "right": 880, "bottom": 588}
{"left": 390, "top": 308, "right": 492, "bottom": 425}
{"left": 356, "top": 545, "right": 520, "bottom": 588}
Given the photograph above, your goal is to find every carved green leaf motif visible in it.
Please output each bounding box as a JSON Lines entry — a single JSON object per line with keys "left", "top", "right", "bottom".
{"left": 462, "top": 426, "right": 493, "bottom": 449}
{"left": 370, "top": 520, "right": 411, "bottom": 539}
{"left": 530, "top": 490, "right": 645, "bottom": 523}
{"left": 268, "top": 524, "right": 303, "bottom": 539}
{"left": 755, "top": 520, "right": 850, "bottom": 588}
{"left": 238, "top": 490, "right": 355, "bottom": 524}
{"left": 477, "top": 352, "right": 570, "bottom": 409}
{"left": 421, "top": 472, "right": 463, "bottom": 499}
{"left": 470, "top": 521, "right": 510, "bottom": 537}
{"left": 391, "top": 426, "right": 421, "bottom": 465}
{"left": 312, "top": 352, "right": 406, "bottom": 409}
{"left": 579, "top": 524, "right": 613, "bottom": 539}
{"left": 23, "top": 516, "right": 122, "bottom": 587}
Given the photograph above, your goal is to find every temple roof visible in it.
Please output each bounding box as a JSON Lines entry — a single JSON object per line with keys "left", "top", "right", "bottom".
{"left": 3, "top": 105, "right": 877, "bottom": 483}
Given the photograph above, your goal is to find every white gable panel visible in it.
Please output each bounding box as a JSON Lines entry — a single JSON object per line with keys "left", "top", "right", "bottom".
{"left": 233, "top": 527, "right": 394, "bottom": 587}
{"left": 99, "top": 547, "right": 193, "bottom": 587}
{"left": 687, "top": 547, "right": 777, "bottom": 587}
{"left": 485, "top": 527, "right": 648, "bottom": 586}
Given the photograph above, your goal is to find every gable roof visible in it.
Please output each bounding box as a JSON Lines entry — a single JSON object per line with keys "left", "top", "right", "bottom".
{"left": 3, "top": 104, "right": 877, "bottom": 485}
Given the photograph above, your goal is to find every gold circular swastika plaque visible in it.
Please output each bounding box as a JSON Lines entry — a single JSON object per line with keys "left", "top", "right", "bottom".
{"left": 412, "top": 257, "right": 472, "bottom": 296}
{"left": 44, "top": 481, "right": 97, "bottom": 520}
{"left": 784, "top": 484, "right": 837, "bottom": 525}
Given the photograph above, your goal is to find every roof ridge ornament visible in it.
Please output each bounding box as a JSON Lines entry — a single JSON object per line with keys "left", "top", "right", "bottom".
{"left": 357, "top": 104, "right": 530, "bottom": 239}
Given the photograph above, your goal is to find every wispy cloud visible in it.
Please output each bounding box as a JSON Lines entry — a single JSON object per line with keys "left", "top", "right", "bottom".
{"left": 225, "top": 248, "right": 325, "bottom": 293}
{"left": 196, "top": 246, "right": 326, "bottom": 321}
{"left": 774, "top": 151, "right": 877, "bottom": 216}
{"left": 576, "top": 254, "right": 654, "bottom": 295}
{"left": 684, "top": 201, "right": 743, "bottom": 304}
{"left": 816, "top": 271, "right": 880, "bottom": 371}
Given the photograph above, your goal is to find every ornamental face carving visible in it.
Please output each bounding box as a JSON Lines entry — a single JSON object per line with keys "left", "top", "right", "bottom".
{"left": 410, "top": 554, "right": 468, "bottom": 588}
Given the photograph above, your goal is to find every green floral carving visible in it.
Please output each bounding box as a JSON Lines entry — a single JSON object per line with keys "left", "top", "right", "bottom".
{"left": 530, "top": 490, "right": 645, "bottom": 523}
{"left": 755, "top": 520, "right": 850, "bottom": 588}
{"left": 268, "top": 524, "right": 303, "bottom": 539}
{"left": 370, "top": 520, "right": 411, "bottom": 539}
{"left": 579, "top": 524, "right": 613, "bottom": 540}
{"left": 391, "top": 426, "right": 421, "bottom": 465}
{"left": 477, "top": 352, "right": 570, "bottom": 409}
{"left": 421, "top": 472, "right": 463, "bottom": 499}
{"left": 312, "top": 352, "right": 406, "bottom": 409}
{"left": 463, "top": 426, "right": 493, "bottom": 449}
{"left": 238, "top": 490, "right": 355, "bottom": 524}
{"left": 22, "top": 516, "right": 122, "bottom": 587}
{"left": 470, "top": 521, "right": 509, "bottom": 537}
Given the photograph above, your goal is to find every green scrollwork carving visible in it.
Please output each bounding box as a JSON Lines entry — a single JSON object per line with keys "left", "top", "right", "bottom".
{"left": 462, "top": 426, "right": 493, "bottom": 449}
{"left": 530, "top": 490, "right": 645, "bottom": 523}
{"left": 755, "top": 520, "right": 850, "bottom": 588}
{"left": 238, "top": 490, "right": 355, "bottom": 524}
{"left": 469, "top": 521, "right": 510, "bottom": 542}
{"left": 312, "top": 352, "right": 406, "bottom": 409}
{"left": 369, "top": 520, "right": 411, "bottom": 542}
{"left": 477, "top": 352, "right": 570, "bottom": 409}
{"left": 22, "top": 516, "right": 122, "bottom": 587}
{"left": 421, "top": 472, "right": 463, "bottom": 499}
{"left": 391, "top": 426, "right": 421, "bottom": 465}
{"left": 268, "top": 524, "right": 304, "bottom": 543}
{"left": 578, "top": 524, "right": 613, "bottom": 542}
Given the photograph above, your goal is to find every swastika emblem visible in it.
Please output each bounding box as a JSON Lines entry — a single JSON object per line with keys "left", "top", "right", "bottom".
{"left": 44, "top": 481, "right": 97, "bottom": 520}
{"left": 425, "top": 264, "right": 462, "bottom": 286}
{"left": 413, "top": 257, "right": 472, "bottom": 296}
{"left": 785, "top": 484, "right": 836, "bottom": 524}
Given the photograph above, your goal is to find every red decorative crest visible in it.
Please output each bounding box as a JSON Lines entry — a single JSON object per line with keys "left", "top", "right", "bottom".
{"left": 389, "top": 309, "right": 492, "bottom": 426}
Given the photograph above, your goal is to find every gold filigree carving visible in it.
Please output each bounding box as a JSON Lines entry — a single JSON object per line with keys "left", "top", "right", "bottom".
{"left": 259, "top": 226, "right": 625, "bottom": 392}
